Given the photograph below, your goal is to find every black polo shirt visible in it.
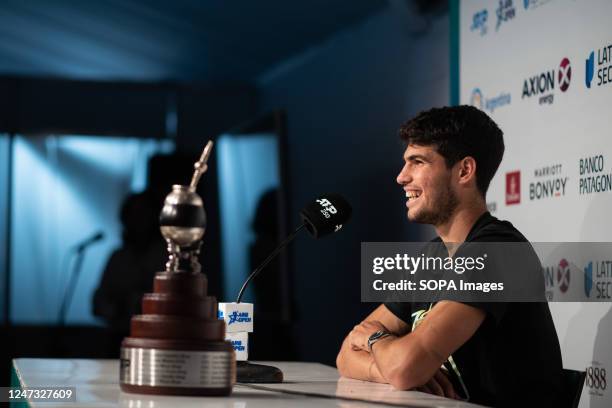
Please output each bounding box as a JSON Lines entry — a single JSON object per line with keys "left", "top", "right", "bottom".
{"left": 384, "top": 212, "right": 563, "bottom": 407}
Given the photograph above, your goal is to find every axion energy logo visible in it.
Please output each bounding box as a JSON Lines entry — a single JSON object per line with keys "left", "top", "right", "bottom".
{"left": 522, "top": 57, "right": 572, "bottom": 105}
{"left": 505, "top": 171, "right": 521, "bottom": 205}
{"left": 557, "top": 258, "right": 570, "bottom": 293}
{"left": 585, "top": 44, "right": 612, "bottom": 89}
{"left": 558, "top": 57, "right": 571, "bottom": 92}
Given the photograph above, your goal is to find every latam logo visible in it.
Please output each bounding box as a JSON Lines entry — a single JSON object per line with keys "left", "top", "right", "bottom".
{"left": 505, "top": 171, "right": 521, "bottom": 205}
{"left": 522, "top": 58, "right": 571, "bottom": 105}
{"left": 585, "top": 44, "right": 612, "bottom": 89}
{"left": 585, "top": 261, "right": 593, "bottom": 297}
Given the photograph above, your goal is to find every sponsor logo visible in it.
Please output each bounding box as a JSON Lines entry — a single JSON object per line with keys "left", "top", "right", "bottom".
{"left": 496, "top": 0, "right": 516, "bottom": 31}
{"left": 471, "top": 88, "right": 484, "bottom": 109}
{"left": 557, "top": 258, "right": 570, "bottom": 293}
{"left": 529, "top": 164, "right": 568, "bottom": 200}
{"left": 543, "top": 258, "right": 570, "bottom": 299}
{"left": 585, "top": 44, "right": 612, "bottom": 89}
{"left": 317, "top": 198, "right": 337, "bottom": 219}
{"left": 583, "top": 260, "right": 612, "bottom": 299}
{"left": 585, "top": 261, "right": 593, "bottom": 297}
{"left": 470, "top": 9, "right": 488, "bottom": 36}
{"left": 471, "top": 88, "right": 511, "bottom": 113}
{"left": 505, "top": 171, "right": 521, "bottom": 205}
{"left": 228, "top": 311, "right": 252, "bottom": 325}
{"left": 523, "top": 0, "right": 553, "bottom": 10}
{"left": 586, "top": 51, "right": 595, "bottom": 88}
{"left": 579, "top": 155, "right": 612, "bottom": 195}
{"left": 231, "top": 340, "right": 246, "bottom": 352}
{"left": 486, "top": 201, "right": 497, "bottom": 213}
{"left": 558, "top": 57, "right": 572, "bottom": 92}
{"left": 586, "top": 361, "right": 607, "bottom": 397}
{"left": 521, "top": 57, "right": 572, "bottom": 105}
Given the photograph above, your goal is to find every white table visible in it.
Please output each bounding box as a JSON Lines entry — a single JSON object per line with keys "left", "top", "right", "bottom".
{"left": 11, "top": 359, "right": 487, "bottom": 407}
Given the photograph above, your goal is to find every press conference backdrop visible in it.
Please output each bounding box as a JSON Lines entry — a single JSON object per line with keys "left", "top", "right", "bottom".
{"left": 457, "top": 0, "right": 612, "bottom": 406}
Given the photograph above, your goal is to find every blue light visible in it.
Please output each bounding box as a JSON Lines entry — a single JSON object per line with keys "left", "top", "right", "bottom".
{"left": 10, "top": 135, "right": 174, "bottom": 325}
{"left": 216, "top": 134, "right": 280, "bottom": 302}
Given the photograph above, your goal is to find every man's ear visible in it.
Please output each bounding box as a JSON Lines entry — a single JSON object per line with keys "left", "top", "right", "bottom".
{"left": 457, "top": 157, "right": 477, "bottom": 186}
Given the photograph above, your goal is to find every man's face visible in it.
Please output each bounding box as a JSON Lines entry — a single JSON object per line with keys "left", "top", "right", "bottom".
{"left": 396, "top": 144, "right": 459, "bottom": 225}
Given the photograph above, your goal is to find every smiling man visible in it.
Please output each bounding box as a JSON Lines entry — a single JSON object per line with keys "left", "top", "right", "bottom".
{"left": 336, "top": 106, "right": 563, "bottom": 407}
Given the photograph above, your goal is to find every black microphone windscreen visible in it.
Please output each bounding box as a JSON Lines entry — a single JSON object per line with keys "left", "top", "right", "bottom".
{"left": 299, "top": 193, "right": 352, "bottom": 239}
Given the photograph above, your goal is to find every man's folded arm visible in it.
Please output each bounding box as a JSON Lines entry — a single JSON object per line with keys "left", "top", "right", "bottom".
{"left": 336, "top": 304, "right": 410, "bottom": 382}
{"left": 371, "top": 301, "right": 485, "bottom": 390}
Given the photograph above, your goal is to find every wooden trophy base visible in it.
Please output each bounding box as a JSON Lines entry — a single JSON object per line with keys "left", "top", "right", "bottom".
{"left": 120, "top": 271, "right": 235, "bottom": 396}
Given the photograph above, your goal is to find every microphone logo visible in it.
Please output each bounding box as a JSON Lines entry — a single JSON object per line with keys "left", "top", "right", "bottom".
{"left": 334, "top": 224, "right": 343, "bottom": 232}
{"left": 316, "top": 198, "right": 338, "bottom": 219}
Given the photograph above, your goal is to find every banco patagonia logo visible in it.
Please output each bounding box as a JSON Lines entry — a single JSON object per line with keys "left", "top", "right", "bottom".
{"left": 585, "top": 43, "right": 612, "bottom": 89}
{"left": 228, "top": 311, "right": 252, "bottom": 325}
{"left": 522, "top": 57, "right": 571, "bottom": 105}
{"left": 470, "top": 9, "right": 488, "bottom": 36}
{"left": 496, "top": 0, "right": 516, "bottom": 31}
{"left": 583, "top": 260, "right": 612, "bottom": 299}
{"left": 505, "top": 171, "right": 521, "bottom": 205}
{"left": 470, "top": 88, "right": 511, "bottom": 113}
{"left": 529, "top": 164, "right": 568, "bottom": 200}
{"left": 579, "top": 154, "right": 612, "bottom": 195}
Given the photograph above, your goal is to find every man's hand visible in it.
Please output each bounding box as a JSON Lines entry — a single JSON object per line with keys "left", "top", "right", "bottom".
{"left": 417, "top": 368, "right": 459, "bottom": 400}
{"left": 348, "top": 320, "right": 389, "bottom": 352}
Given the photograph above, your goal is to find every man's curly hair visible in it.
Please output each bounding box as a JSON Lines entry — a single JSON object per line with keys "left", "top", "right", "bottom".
{"left": 399, "top": 105, "right": 504, "bottom": 196}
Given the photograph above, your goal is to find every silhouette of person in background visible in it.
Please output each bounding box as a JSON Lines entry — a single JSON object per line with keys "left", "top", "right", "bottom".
{"left": 250, "top": 188, "right": 282, "bottom": 320}
{"left": 248, "top": 188, "right": 297, "bottom": 360}
{"left": 93, "top": 191, "right": 166, "bottom": 338}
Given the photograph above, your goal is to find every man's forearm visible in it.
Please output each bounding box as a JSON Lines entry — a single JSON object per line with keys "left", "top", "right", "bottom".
{"left": 336, "top": 337, "right": 387, "bottom": 383}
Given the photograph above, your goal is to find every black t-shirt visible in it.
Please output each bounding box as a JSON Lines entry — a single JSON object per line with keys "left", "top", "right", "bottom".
{"left": 384, "top": 212, "right": 563, "bottom": 407}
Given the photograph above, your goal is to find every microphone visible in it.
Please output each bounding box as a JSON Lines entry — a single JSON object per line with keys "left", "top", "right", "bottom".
{"left": 221, "top": 193, "right": 351, "bottom": 383}
{"left": 235, "top": 193, "right": 351, "bottom": 303}
{"left": 299, "top": 193, "right": 352, "bottom": 238}
{"left": 74, "top": 231, "right": 105, "bottom": 252}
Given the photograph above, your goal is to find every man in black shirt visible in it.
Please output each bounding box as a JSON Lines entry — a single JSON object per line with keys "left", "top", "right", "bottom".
{"left": 336, "top": 106, "right": 563, "bottom": 407}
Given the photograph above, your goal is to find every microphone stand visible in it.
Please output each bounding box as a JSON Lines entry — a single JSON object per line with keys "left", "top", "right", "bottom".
{"left": 58, "top": 242, "right": 96, "bottom": 326}
{"left": 234, "top": 224, "right": 305, "bottom": 383}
